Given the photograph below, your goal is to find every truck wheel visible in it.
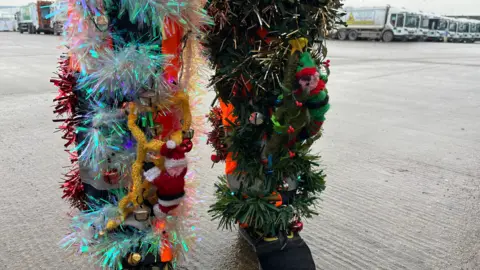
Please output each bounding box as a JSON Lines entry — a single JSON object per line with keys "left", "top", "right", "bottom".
{"left": 382, "top": 31, "right": 394, "bottom": 42}
{"left": 337, "top": 30, "right": 347, "bottom": 41}
{"left": 348, "top": 31, "right": 358, "bottom": 41}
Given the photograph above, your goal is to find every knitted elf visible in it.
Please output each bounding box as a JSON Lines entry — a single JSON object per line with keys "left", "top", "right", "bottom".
{"left": 294, "top": 52, "right": 330, "bottom": 140}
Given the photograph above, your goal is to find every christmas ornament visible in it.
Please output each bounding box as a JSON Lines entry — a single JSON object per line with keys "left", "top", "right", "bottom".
{"left": 249, "top": 112, "right": 264, "bottom": 125}
{"left": 291, "top": 220, "right": 304, "bottom": 233}
{"left": 211, "top": 154, "right": 221, "bottom": 163}
{"left": 133, "top": 205, "right": 151, "bottom": 222}
{"left": 143, "top": 138, "right": 193, "bottom": 217}
{"left": 294, "top": 52, "right": 330, "bottom": 138}
{"left": 94, "top": 15, "right": 109, "bottom": 32}
{"left": 127, "top": 253, "right": 142, "bottom": 266}
{"left": 287, "top": 126, "right": 295, "bottom": 134}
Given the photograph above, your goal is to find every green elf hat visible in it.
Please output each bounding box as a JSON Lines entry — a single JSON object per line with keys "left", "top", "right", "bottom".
{"left": 296, "top": 52, "right": 318, "bottom": 79}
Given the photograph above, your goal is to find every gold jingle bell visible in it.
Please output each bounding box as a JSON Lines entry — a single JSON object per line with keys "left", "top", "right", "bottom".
{"left": 134, "top": 205, "right": 151, "bottom": 222}
{"left": 94, "top": 15, "right": 109, "bottom": 32}
{"left": 127, "top": 253, "right": 142, "bottom": 266}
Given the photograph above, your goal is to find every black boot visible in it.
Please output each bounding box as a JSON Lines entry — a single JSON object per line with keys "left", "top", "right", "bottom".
{"left": 239, "top": 228, "right": 315, "bottom": 270}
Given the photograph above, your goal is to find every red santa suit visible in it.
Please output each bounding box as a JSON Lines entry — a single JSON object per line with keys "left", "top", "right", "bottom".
{"left": 143, "top": 138, "right": 193, "bottom": 217}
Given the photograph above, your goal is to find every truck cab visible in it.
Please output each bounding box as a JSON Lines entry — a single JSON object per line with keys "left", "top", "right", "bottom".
{"left": 427, "top": 16, "right": 448, "bottom": 42}
{"left": 388, "top": 8, "right": 421, "bottom": 41}
{"left": 417, "top": 12, "right": 431, "bottom": 41}
{"left": 447, "top": 19, "right": 460, "bottom": 42}
{"left": 474, "top": 21, "right": 480, "bottom": 42}
{"left": 460, "top": 19, "right": 477, "bottom": 43}
{"left": 17, "top": 3, "right": 37, "bottom": 34}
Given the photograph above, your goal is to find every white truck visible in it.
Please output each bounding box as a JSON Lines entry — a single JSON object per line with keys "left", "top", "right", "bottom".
{"left": 446, "top": 18, "right": 461, "bottom": 42}
{"left": 457, "top": 18, "right": 479, "bottom": 43}
{"left": 472, "top": 20, "right": 480, "bottom": 42}
{"left": 16, "top": 1, "right": 54, "bottom": 34}
{"left": 416, "top": 12, "right": 433, "bottom": 41}
{"left": 426, "top": 15, "right": 449, "bottom": 42}
{"left": 337, "top": 6, "right": 422, "bottom": 42}
{"left": 50, "top": 0, "right": 67, "bottom": 35}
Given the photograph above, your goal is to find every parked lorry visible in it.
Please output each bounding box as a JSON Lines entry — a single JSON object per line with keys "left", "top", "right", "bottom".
{"left": 458, "top": 18, "right": 479, "bottom": 43}
{"left": 416, "top": 12, "right": 432, "bottom": 41}
{"left": 16, "top": 1, "right": 54, "bottom": 34}
{"left": 426, "top": 15, "right": 449, "bottom": 42}
{"left": 473, "top": 20, "right": 480, "bottom": 42}
{"left": 446, "top": 18, "right": 461, "bottom": 42}
{"left": 337, "top": 5, "right": 422, "bottom": 42}
{"left": 50, "top": 0, "right": 66, "bottom": 35}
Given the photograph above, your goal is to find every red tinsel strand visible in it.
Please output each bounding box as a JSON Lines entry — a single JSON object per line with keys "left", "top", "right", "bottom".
{"left": 61, "top": 160, "right": 87, "bottom": 210}
{"left": 207, "top": 106, "right": 228, "bottom": 161}
{"left": 51, "top": 55, "right": 86, "bottom": 209}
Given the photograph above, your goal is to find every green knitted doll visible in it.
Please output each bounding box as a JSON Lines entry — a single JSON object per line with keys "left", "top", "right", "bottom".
{"left": 294, "top": 52, "right": 330, "bottom": 140}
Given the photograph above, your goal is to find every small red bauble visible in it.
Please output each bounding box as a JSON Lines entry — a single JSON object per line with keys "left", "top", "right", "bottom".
{"left": 211, "top": 154, "right": 220, "bottom": 163}
{"left": 291, "top": 220, "right": 303, "bottom": 232}
{"left": 287, "top": 126, "right": 295, "bottom": 134}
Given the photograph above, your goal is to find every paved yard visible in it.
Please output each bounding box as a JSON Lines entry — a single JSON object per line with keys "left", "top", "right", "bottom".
{"left": 0, "top": 33, "right": 479, "bottom": 269}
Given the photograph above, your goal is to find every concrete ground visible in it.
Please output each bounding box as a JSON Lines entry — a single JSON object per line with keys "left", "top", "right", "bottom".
{"left": 0, "top": 32, "right": 479, "bottom": 270}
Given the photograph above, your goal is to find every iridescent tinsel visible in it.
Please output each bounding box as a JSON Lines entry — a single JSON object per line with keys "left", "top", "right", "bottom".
{"left": 76, "top": 45, "right": 172, "bottom": 101}
{"left": 61, "top": 178, "right": 199, "bottom": 269}
{"left": 104, "top": 0, "right": 212, "bottom": 37}
{"left": 54, "top": 0, "right": 210, "bottom": 268}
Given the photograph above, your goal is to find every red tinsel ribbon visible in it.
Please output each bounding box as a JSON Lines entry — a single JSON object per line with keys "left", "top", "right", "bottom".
{"left": 51, "top": 56, "right": 86, "bottom": 210}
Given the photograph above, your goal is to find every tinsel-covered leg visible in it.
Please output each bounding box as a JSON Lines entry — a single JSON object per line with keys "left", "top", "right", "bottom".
{"left": 204, "top": 0, "right": 341, "bottom": 269}
{"left": 56, "top": 0, "right": 210, "bottom": 269}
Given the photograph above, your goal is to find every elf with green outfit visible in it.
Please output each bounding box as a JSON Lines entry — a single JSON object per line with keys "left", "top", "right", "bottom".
{"left": 295, "top": 51, "right": 331, "bottom": 141}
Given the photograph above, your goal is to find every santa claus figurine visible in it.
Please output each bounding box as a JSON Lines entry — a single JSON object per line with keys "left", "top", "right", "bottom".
{"left": 143, "top": 138, "right": 193, "bottom": 218}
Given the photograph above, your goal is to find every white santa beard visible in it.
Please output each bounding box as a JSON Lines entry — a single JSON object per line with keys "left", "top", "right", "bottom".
{"left": 164, "top": 158, "right": 188, "bottom": 176}
{"left": 166, "top": 167, "right": 186, "bottom": 176}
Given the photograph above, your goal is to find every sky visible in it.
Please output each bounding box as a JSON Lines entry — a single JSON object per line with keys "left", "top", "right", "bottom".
{"left": 0, "top": 0, "right": 479, "bottom": 15}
